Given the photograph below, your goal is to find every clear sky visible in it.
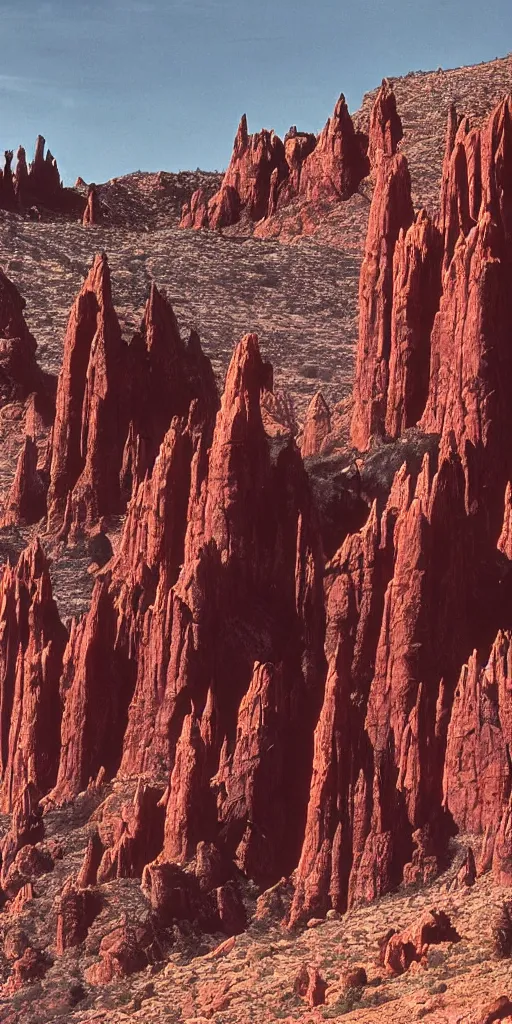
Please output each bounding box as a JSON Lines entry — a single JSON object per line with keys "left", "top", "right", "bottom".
{"left": 2, "top": 0, "right": 511, "bottom": 185}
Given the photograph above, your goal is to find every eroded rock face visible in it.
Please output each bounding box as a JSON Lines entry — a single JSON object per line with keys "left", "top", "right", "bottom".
{"left": 351, "top": 151, "right": 414, "bottom": 450}
{"left": 1, "top": 436, "right": 46, "bottom": 527}
{"left": 207, "top": 115, "right": 288, "bottom": 228}
{"left": 301, "top": 392, "right": 331, "bottom": 458}
{"left": 187, "top": 96, "right": 368, "bottom": 232}
{"left": 368, "top": 79, "right": 403, "bottom": 166}
{"left": 46, "top": 252, "right": 127, "bottom": 534}
{"left": 297, "top": 94, "right": 369, "bottom": 204}
{"left": 47, "top": 257, "right": 217, "bottom": 537}
{"left": 443, "top": 637, "right": 512, "bottom": 833}
{"left": 0, "top": 267, "right": 53, "bottom": 410}
{"left": 0, "top": 542, "right": 67, "bottom": 813}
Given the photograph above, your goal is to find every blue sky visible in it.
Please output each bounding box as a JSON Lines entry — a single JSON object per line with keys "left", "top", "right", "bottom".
{"left": 1, "top": 0, "right": 511, "bottom": 184}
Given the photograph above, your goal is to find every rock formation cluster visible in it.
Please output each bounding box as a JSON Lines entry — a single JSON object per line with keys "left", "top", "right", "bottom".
{"left": 1, "top": 81, "right": 512, "bottom": 1000}
{"left": 180, "top": 92, "right": 373, "bottom": 231}
{"left": 0, "top": 135, "right": 84, "bottom": 217}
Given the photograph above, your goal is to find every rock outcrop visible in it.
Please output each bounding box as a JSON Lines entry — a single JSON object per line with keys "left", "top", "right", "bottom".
{"left": 351, "top": 151, "right": 414, "bottom": 449}
{"left": 0, "top": 267, "right": 54, "bottom": 411}
{"left": 182, "top": 95, "right": 369, "bottom": 232}
{"left": 0, "top": 542, "right": 67, "bottom": 813}
{"left": 368, "top": 79, "right": 404, "bottom": 165}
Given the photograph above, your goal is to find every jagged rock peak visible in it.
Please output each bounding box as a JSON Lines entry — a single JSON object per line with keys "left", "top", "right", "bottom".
{"left": 368, "top": 79, "right": 403, "bottom": 165}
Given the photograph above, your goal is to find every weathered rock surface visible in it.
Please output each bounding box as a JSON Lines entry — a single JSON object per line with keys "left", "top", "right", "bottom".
{"left": 184, "top": 95, "right": 369, "bottom": 232}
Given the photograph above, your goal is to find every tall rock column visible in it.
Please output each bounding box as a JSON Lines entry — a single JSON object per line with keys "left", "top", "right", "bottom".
{"left": 351, "top": 151, "right": 414, "bottom": 450}
{"left": 46, "top": 253, "right": 127, "bottom": 533}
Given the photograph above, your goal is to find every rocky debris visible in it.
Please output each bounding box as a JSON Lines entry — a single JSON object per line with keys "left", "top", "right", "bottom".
{"left": 493, "top": 901, "right": 512, "bottom": 958}
{"left": 3, "top": 926, "right": 29, "bottom": 961}
{"left": 492, "top": 801, "right": 512, "bottom": 886}
{"left": 293, "top": 963, "right": 327, "bottom": 1007}
{"left": 253, "top": 877, "right": 293, "bottom": 925}
{"left": 55, "top": 876, "right": 97, "bottom": 953}
{"left": 85, "top": 923, "right": 158, "bottom": 985}
{"left": 2, "top": 946, "right": 50, "bottom": 995}
{"left": 479, "top": 997, "right": 512, "bottom": 1024}
{"left": 383, "top": 909, "right": 460, "bottom": 975}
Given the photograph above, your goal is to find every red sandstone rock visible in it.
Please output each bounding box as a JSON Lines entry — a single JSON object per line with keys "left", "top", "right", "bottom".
{"left": 141, "top": 860, "right": 197, "bottom": 924}
{"left": 443, "top": 638, "right": 512, "bottom": 833}
{"left": 300, "top": 392, "right": 331, "bottom": 458}
{"left": 384, "top": 909, "right": 460, "bottom": 976}
{"left": 94, "top": 782, "right": 164, "bottom": 883}
{"left": 208, "top": 115, "right": 288, "bottom": 228}
{"left": 289, "top": 502, "right": 393, "bottom": 926}
{"left": 449, "top": 846, "right": 477, "bottom": 890}
{"left": 76, "top": 830, "right": 104, "bottom": 889}
{"left": 2, "top": 843, "right": 54, "bottom": 898}
{"left": 368, "top": 80, "right": 403, "bottom": 166}
{"left": 213, "top": 661, "right": 287, "bottom": 884}
{"left": 215, "top": 882, "right": 247, "bottom": 936}
{"left": 1, "top": 435, "right": 46, "bottom": 527}
{"left": 2, "top": 947, "right": 49, "bottom": 994}
{"left": 493, "top": 801, "right": 512, "bottom": 886}
{"left": 0, "top": 266, "right": 52, "bottom": 409}
{"left": 385, "top": 209, "right": 443, "bottom": 438}
{"left": 294, "top": 964, "right": 327, "bottom": 1007}
{"left": 82, "top": 184, "right": 99, "bottom": 226}
{"left": 341, "top": 966, "right": 367, "bottom": 989}
{"left": 180, "top": 188, "right": 209, "bottom": 229}
{"left": 298, "top": 95, "right": 369, "bottom": 203}
{"left": 85, "top": 924, "right": 156, "bottom": 985}
{"left": 403, "top": 826, "right": 440, "bottom": 887}
{"left": 56, "top": 877, "right": 96, "bottom": 954}
{"left": 46, "top": 253, "right": 127, "bottom": 532}
{"left": 28, "top": 135, "right": 61, "bottom": 203}
{"left": 281, "top": 127, "right": 317, "bottom": 200}
{"left": 3, "top": 927, "right": 29, "bottom": 961}
{"left": 13, "top": 147, "right": 29, "bottom": 204}
{"left": 0, "top": 541, "right": 67, "bottom": 813}
{"left": 51, "top": 574, "right": 134, "bottom": 803}
{"left": 479, "top": 997, "right": 512, "bottom": 1024}
{"left": 351, "top": 151, "right": 414, "bottom": 449}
